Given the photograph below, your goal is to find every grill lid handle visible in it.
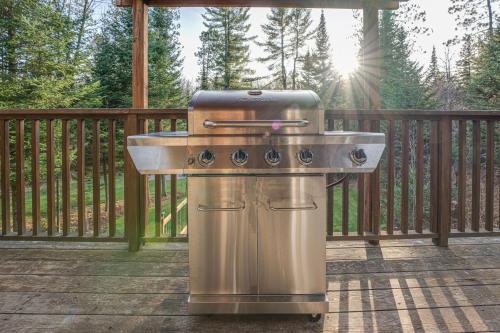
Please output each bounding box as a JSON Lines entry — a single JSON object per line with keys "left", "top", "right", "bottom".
{"left": 203, "top": 119, "right": 309, "bottom": 129}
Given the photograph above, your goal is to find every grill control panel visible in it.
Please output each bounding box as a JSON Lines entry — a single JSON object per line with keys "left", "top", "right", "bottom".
{"left": 128, "top": 131, "right": 385, "bottom": 174}
{"left": 191, "top": 146, "right": 376, "bottom": 171}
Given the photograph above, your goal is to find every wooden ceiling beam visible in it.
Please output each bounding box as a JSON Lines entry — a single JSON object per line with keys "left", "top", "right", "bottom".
{"left": 116, "top": 0, "right": 404, "bottom": 9}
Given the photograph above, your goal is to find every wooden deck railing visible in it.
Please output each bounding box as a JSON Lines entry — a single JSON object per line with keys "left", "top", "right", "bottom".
{"left": 325, "top": 110, "right": 500, "bottom": 246}
{"left": 0, "top": 109, "right": 499, "bottom": 250}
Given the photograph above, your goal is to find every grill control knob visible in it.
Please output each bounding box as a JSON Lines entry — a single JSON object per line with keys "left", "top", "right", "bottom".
{"left": 264, "top": 149, "right": 281, "bottom": 166}
{"left": 231, "top": 149, "right": 248, "bottom": 166}
{"left": 297, "top": 148, "right": 314, "bottom": 166}
{"left": 350, "top": 148, "right": 367, "bottom": 166}
{"left": 198, "top": 149, "right": 215, "bottom": 166}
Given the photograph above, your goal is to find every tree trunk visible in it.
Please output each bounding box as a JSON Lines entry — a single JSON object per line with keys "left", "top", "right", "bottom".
{"left": 281, "top": 24, "right": 287, "bottom": 89}
{"left": 486, "top": 0, "right": 493, "bottom": 35}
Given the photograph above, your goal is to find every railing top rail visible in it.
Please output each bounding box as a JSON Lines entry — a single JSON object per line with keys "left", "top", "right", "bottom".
{"left": 0, "top": 108, "right": 187, "bottom": 119}
{"left": 0, "top": 108, "right": 499, "bottom": 120}
{"left": 326, "top": 109, "right": 500, "bottom": 120}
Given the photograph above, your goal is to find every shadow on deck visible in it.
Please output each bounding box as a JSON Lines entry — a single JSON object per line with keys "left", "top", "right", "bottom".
{"left": 0, "top": 238, "right": 499, "bottom": 332}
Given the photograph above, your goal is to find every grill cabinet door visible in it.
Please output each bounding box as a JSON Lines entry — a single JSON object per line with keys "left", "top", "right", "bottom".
{"left": 188, "top": 176, "right": 257, "bottom": 294}
{"left": 257, "top": 175, "right": 326, "bottom": 295}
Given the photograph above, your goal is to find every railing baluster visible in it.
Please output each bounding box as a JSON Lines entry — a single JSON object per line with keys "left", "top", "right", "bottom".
{"left": 93, "top": 120, "right": 101, "bottom": 237}
{"left": 458, "top": 121, "right": 466, "bottom": 232}
{"left": 472, "top": 120, "right": 480, "bottom": 232}
{"left": 386, "top": 120, "right": 394, "bottom": 234}
{"left": 138, "top": 119, "right": 148, "bottom": 237}
{"left": 155, "top": 119, "right": 162, "bottom": 237}
{"left": 77, "top": 119, "right": 86, "bottom": 236}
{"left": 401, "top": 120, "right": 409, "bottom": 234}
{"left": 430, "top": 120, "right": 439, "bottom": 234}
{"left": 46, "top": 119, "right": 56, "bottom": 236}
{"left": 485, "top": 121, "right": 494, "bottom": 231}
{"left": 62, "top": 120, "right": 70, "bottom": 236}
{"left": 327, "top": 173, "right": 335, "bottom": 236}
{"left": 108, "top": 119, "right": 116, "bottom": 238}
{"left": 16, "top": 120, "right": 25, "bottom": 235}
{"left": 170, "top": 119, "right": 177, "bottom": 237}
{"left": 358, "top": 120, "right": 371, "bottom": 234}
{"left": 326, "top": 119, "right": 334, "bottom": 236}
{"left": 343, "top": 120, "right": 351, "bottom": 235}
{"left": 31, "top": 120, "right": 40, "bottom": 236}
{"left": 415, "top": 120, "right": 424, "bottom": 233}
{"left": 369, "top": 120, "right": 380, "bottom": 242}
{"left": 1, "top": 120, "right": 9, "bottom": 235}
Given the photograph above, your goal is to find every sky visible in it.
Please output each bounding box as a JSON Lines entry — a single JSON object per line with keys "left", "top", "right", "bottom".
{"left": 95, "top": 0, "right": 461, "bottom": 83}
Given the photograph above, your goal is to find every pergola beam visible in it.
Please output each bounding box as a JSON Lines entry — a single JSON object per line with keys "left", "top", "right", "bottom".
{"left": 117, "top": 0, "right": 404, "bottom": 9}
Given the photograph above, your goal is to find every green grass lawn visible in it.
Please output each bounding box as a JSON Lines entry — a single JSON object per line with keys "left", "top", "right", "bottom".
{"left": 17, "top": 174, "right": 187, "bottom": 236}
{"left": 13, "top": 176, "right": 361, "bottom": 236}
{"left": 329, "top": 186, "right": 359, "bottom": 233}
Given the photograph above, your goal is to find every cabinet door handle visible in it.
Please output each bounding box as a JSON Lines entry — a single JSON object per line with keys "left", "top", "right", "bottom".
{"left": 198, "top": 201, "right": 245, "bottom": 212}
{"left": 268, "top": 199, "right": 318, "bottom": 211}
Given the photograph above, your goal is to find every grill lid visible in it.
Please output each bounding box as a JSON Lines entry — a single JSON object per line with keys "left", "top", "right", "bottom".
{"left": 188, "top": 90, "right": 324, "bottom": 135}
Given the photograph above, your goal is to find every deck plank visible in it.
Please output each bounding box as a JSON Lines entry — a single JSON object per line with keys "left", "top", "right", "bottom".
{"left": 0, "top": 268, "right": 499, "bottom": 295}
{"left": 0, "top": 241, "right": 499, "bottom": 263}
{"left": 1, "top": 306, "right": 500, "bottom": 333}
{"left": 0, "top": 284, "right": 498, "bottom": 316}
{"left": 0, "top": 237, "right": 498, "bottom": 332}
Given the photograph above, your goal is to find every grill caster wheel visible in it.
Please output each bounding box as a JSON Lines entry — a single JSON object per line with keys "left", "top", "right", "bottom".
{"left": 308, "top": 314, "right": 321, "bottom": 322}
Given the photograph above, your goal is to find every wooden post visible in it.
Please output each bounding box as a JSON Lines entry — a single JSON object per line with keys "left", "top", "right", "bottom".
{"left": 362, "top": 3, "right": 381, "bottom": 245}
{"left": 132, "top": 0, "right": 148, "bottom": 109}
{"left": 124, "top": 114, "right": 141, "bottom": 251}
{"left": 125, "top": 0, "right": 148, "bottom": 251}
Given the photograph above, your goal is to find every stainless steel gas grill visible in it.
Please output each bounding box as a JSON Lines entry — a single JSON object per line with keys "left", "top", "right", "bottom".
{"left": 127, "top": 90, "right": 385, "bottom": 320}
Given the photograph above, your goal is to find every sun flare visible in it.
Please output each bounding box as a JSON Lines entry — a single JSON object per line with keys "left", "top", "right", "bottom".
{"left": 336, "top": 56, "right": 359, "bottom": 77}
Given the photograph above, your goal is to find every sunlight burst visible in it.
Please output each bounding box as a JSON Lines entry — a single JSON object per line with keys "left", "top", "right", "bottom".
{"left": 336, "top": 56, "right": 359, "bottom": 77}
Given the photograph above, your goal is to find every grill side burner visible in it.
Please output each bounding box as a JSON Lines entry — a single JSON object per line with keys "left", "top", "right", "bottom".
{"left": 127, "top": 90, "right": 385, "bottom": 318}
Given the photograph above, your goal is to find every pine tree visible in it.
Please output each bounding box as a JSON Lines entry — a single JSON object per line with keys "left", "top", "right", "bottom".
{"left": 299, "top": 50, "right": 316, "bottom": 90}
{"left": 196, "top": 29, "right": 219, "bottom": 89}
{"left": 379, "top": 10, "right": 430, "bottom": 109}
{"left": 467, "top": 28, "right": 500, "bottom": 109}
{"left": 148, "top": 8, "right": 184, "bottom": 107}
{"left": 312, "top": 11, "right": 341, "bottom": 108}
{"left": 201, "top": 7, "right": 255, "bottom": 89}
{"left": 0, "top": 0, "right": 95, "bottom": 108}
{"left": 288, "top": 8, "right": 314, "bottom": 90}
{"left": 256, "top": 8, "right": 291, "bottom": 89}
{"left": 93, "top": 7, "right": 133, "bottom": 108}
{"left": 426, "top": 47, "right": 441, "bottom": 85}
{"left": 456, "top": 35, "right": 474, "bottom": 88}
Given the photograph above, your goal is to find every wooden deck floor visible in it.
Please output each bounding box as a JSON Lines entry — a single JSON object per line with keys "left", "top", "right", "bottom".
{"left": 0, "top": 237, "right": 499, "bottom": 332}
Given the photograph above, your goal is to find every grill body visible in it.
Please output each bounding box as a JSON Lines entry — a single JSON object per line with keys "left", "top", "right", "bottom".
{"left": 127, "top": 90, "right": 385, "bottom": 315}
